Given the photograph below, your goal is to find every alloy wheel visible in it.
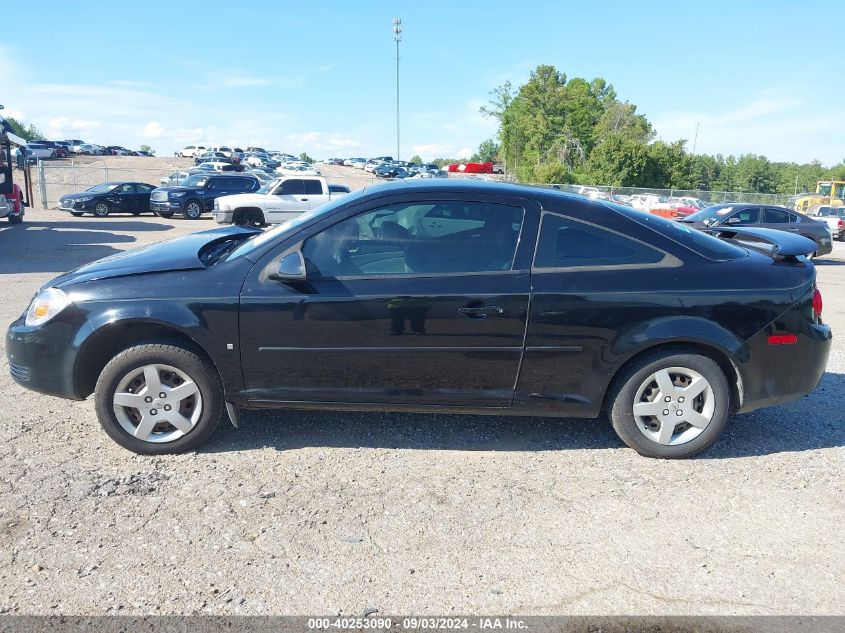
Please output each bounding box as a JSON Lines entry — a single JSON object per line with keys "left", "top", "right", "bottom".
{"left": 94, "top": 203, "right": 110, "bottom": 217}
{"left": 631, "top": 366, "right": 715, "bottom": 446}
{"left": 112, "top": 363, "right": 203, "bottom": 443}
{"left": 185, "top": 202, "right": 202, "bottom": 219}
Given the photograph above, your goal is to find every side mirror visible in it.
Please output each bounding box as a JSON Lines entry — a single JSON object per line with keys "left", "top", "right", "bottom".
{"left": 270, "top": 251, "right": 306, "bottom": 281}
{"left": 726, "top": 216, "right": 741, "bottom": 225}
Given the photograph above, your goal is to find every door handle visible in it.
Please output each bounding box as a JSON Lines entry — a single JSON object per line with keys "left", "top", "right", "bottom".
{"left": 458, "top": 305, "right": 506, "bottom": 319}
{"left": 300, "top": 198, "right": 308, "bottom": 201}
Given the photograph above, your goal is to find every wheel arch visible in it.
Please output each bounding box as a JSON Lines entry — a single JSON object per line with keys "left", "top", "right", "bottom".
{"left": 600, "top": 340, "right": 742, "bottom": 416}
{"left": 232, "top": 206, "right": 265, "bottom": 225}
{"left": 74, "top": 320, "right": 221, "bottom": 399}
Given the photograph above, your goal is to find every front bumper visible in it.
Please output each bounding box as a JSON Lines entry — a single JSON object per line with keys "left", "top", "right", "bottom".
{"left": 150, "top": 200, "right": 182, "bottom": 213}
{"left": 60, "top": 200, "right": 94, "bottom": 212}
{"left": 6, "top": 313, "right": 86, "bottom": 400}
{"left": 817, "top": 236, "right": 833, "bottom": 256}
{"left": 212, "top": 208, "right": 234, "bottom": 224}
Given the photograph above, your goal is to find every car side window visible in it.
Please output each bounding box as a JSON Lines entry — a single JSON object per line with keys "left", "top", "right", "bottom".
{"left": 280, "top": 180, "right": 305, "bottom": 195}
{"left": 728, "top": 208, "right": 760, "bottom": 225}
{"left": 534, "top": 213, "right": 664, "bottom": 269}
{"left": 301, "top": 201, "right": 525, "bottom": 278}
{"left": 302, "top": 180, "right": 323, "bottom": 195}
{"left": 118, "top": 184, "right": 135, "bottom": 194}
{"left": 207, "top": 178, "right": 221, "bottom": 190}
{"left": 136, "top": 184, "right": 154, "bottom": 193}
{"left": 765, "top": 208, "right": 792, "bottom": 224}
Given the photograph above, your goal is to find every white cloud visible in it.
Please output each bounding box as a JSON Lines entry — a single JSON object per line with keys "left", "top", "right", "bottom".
{"left": 411, "top": 144, "right": 473, "bottom": 160}
{"left": 142, "top": 121, "right": 164, "bottom": 138}
{"left": 285, "top": 132, "right": 363, "bottom": 153}
{"left": 652, "top": 92, "right": 842, "bottom": 164}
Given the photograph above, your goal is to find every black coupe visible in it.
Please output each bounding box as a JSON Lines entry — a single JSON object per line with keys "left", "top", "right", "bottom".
{"left": 7, "top": 181, "right": 831, "bottom": 458}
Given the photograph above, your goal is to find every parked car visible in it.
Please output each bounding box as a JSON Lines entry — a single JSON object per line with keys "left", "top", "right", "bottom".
{"left": 136, "top": 151, "right": 155, "bottom": 157}
{"left": 447, "top": 162, "right": 494, "bottom": 174}
{"left": 160, "top": 171, "right": 191, "bottom": 187}
{"left": 38, "top": 141, "right": 69, "bottom": 158}
{"left": 7, "top": 181, "right": 830, "bottom": 457}
{"left": 680, "top": 204, "right": 833, "bottom": 258}
{"left": 245, "top": 146, "right": 267, "bottom": 154}
{"left": 78, "top": 143, "right": 105, "bottom": 155}
{"left": 65, "top": 139, "right": 87, "bottom": 154}
{"left": 178, "top": 145, "right": 206, "bottom": 158}
{"left": 196, "top": 161, "right": 242, "bottom": 173}
{"left": 106, "top": 146, "right": 131, "bottom": 156}
{"left": 807, "top": 204, "right": 845, "bottom": 241}
{"left": 213, "top": 176, "right": 347, "bottom": 226}
{"left": 350, "top": 158, "right": 367, "bottom": 169}
{"left": 58, "top": 181, "right": 156, "bottom": 217}
{"left": 211, "top": 146, "right": 234, "bottom": 158}
{"left": 275, "top": 164, "right": 320, "bottom": 176}
{"left": 149, "top": 173, "right": 260, "bottom": 219}
{"left": 195, "top": 151, "right": 229, "bottom": 165}
{"left": 17, "top": 143, "right": 56, "bottom": 160}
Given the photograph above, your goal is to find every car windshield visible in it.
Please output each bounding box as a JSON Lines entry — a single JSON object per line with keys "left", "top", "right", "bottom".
{"left": 179, "top": 175, "right": 209, "bottom": 187}
{"left": 227, "top": 187, "right": 370, "bottom": 260}
{"left": 85, "top": 183, "right": 118, "bottom": 194}
{"left": 256, "top": 179, "right": 282, "bottom": 194}
{"left": 683, "top": 204, "right": 737, "bottom": 224}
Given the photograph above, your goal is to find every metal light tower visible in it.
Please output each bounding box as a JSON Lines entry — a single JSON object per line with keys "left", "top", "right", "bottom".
{"left": 392, "top": 17, "right": 402, "bottom": 161}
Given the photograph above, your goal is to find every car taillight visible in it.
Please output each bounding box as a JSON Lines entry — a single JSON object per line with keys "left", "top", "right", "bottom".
{"left": 813, "top": 288, "right": 823, "bottom": 319}
{"left": 838, "top": 219, "right": 844, "bottom": 228}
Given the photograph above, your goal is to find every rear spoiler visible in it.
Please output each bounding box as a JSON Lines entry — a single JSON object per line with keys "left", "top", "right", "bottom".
{"left": 706, "top": 226, "right": 816, "bottom": 262}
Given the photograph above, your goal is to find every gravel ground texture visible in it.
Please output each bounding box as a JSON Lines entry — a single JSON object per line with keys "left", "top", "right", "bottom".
{"left": 0, "top": 207, "right": 842, "bottom": 616}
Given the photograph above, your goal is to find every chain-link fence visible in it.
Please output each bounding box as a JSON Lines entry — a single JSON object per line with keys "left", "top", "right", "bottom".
{"left": 30, "top": 158, "right": 382, "bottom": 208}
{"left": 26, "top": 157, "right": 796, "bottom": 212}
{"left": 558, "top": 184, "right": 793, "bottom": 207}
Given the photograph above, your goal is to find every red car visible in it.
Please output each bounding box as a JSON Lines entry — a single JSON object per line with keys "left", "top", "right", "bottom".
{"left": 447, "top": 162, "right": 494, "bottom": 174}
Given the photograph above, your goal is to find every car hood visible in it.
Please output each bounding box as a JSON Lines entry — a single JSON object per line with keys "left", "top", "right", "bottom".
{"left": 60, "top": 191, "right": 108, "bottom": 201}
{"left": 154, "top": 186, "right": 198, "bottom": 195}
{"left": 48, "top": 225, "right": 262, "bottom": 288}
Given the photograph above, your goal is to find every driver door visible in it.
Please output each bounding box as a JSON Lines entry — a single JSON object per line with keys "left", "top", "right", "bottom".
{"left": 239, "top": 193, "right": 538, "bottom": 407}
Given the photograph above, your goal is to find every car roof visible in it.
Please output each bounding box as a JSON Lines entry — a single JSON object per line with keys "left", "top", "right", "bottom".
{"left": 356, "top": 178, "right": 587, "bottom": 205}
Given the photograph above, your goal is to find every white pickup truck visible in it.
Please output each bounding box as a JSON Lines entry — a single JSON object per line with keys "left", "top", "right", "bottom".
{"left": 212, "top": 175, "right": 349, "bottom": 226}
{"left": 810, "top": 205, "right": 845, "bottom": 242}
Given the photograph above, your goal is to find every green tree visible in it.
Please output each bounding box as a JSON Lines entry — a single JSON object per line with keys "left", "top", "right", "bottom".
{"left": 647, "top": 140, "right": 693, "bottom": 189}
{"left": 408, "top": 154, "right": 423, "bottom": 164}
{"left": 299, "top": 152, "right": 314, "bottom": 163}
{"left": 586, "top": 135, "right": 651, "bottom": 186}
{"left": 471, "top": 138, "right": 500, "bottom": 163}
{"left": 594, "top": 102, "right": 653, "bottom": 144}
{"left": 139, "top": 144, "right": 155, "bottom": 155}
{"left": 3, "top": 117, "right": 44, "bottom": 141}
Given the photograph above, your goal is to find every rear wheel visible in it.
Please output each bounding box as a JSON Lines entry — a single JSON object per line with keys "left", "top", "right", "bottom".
{"left": 7, "top": 213, "right": 23, "bottom": 224}
{"left": 93, "top": 202, "right": 110, "bottom": 217}
{"left": 184, "top": 200, "right": 203, "bottom": 219}
{"left": 609, "top": 352, "right": 730, "bottom": 458}
{"left": 94, "top": 343, "right": 223, "bottom": 454}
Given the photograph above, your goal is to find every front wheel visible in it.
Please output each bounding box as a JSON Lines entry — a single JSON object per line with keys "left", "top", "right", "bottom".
{"left": 70, "top": 211, "right": 84, "bottom": 217}
{"left": 7, "top": 214, "right": 23, "bottom": 224}
{"left": 93, "top": 202, "right": 110, "bottom": 217}
{"left": 184, "top": 200, "right": 203, "bottom": 219}
{"left": 608, "top": 352, "right": 730, "bottom": 458}
{"left": 94, "top": 343, "right": 223, "bottom": 454}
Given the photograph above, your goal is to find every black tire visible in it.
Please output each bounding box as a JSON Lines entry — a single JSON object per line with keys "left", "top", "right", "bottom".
{"left": 70, "top": 211, "right": 84, "bottom": 217}
{"left": 155, "top": 209, "right": 174, "bottom": 218}
{"left": 130, "top": 210, "right": 142, "bottom": 216}
{"left": 94, "top": 343, "right": 223, "bottom": 454}
{"left": 7, "top": 213, "right": 23, "bottom": 224}
{"left": 93, "top": 202, "right": 110, "bottom": 217}
{"left": 608, "top": 351, "right": 730, "bottom": 459}
{"left": 233, "top": 208, "right": 265, "bottom": 227}
{"left": 184, "top": 200, "right": 204, "bottom": 219}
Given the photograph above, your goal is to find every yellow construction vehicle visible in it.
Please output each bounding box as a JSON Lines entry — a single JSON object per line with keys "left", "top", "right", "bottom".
{"left": 794, "top": 180, "right": 845, "bottom": 213}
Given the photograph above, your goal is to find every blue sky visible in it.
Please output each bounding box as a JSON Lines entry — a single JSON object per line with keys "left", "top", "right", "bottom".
{"left": 2, "top": 0, "right": 843, "bottom": 164}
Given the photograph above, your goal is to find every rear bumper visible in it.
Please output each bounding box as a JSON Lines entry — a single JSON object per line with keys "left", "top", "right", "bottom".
{"left": 735, "top": 322, "right": 832, "bottom": 413}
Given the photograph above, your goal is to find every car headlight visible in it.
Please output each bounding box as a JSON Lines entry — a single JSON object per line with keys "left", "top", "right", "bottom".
{"left": 76, "top": 196, "right": 93, "bottom": 202}
{"left": 25, "top": 287, "right": 71, "bottom": 327}
{"left": 170, "top": 192, "right": 187, "bottom": 198}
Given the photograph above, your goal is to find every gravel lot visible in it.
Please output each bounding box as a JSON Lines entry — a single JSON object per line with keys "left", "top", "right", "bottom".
{"left": 0, "top": 208, "right": 842, "bottom": 616}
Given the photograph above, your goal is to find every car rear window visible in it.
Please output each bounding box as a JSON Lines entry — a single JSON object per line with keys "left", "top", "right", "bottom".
{"left": 604, "top": 202, "right": 747, "bottom": 261}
